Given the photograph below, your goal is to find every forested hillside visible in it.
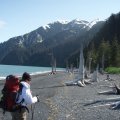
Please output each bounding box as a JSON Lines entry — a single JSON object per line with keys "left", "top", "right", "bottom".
{"left": 69, "top": 12, "right": 120, "bottom": 69}
{"left": 0, "top": 19, "right": 103, "bottom": 67}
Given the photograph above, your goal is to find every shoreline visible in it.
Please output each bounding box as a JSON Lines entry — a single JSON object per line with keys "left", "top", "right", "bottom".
{"left": 0, "top": 72, "right": 120, "bottom": 119}
{"left": 0, "top": 70, "right": 65, "bottom": 81}
{"left": 0, "top": 71, "right": 68, "bottom": 120}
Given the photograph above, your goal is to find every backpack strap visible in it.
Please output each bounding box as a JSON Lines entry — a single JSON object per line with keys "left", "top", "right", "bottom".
{"left": 15, "top": 83, "right": 23, "bottom": 102}
{"left": 14, "top": 84, "right": 29, "bottom": 113}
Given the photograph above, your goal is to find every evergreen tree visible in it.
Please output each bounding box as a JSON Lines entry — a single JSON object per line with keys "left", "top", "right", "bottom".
{"left": 110, "top": 36, "right": 120, "bottom": 66}
{"left": 98, "top": 39, "right": 111, "bottom": 68}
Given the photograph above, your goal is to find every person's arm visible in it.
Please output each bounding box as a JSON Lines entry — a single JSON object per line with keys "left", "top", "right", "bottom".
{"left": 22, "top": 88, "right": 38, "bottom": 104}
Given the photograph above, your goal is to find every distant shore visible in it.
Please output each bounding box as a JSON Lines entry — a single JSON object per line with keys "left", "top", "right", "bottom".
{"left": 0, "top": 72, "right": 120, "bottom": 120}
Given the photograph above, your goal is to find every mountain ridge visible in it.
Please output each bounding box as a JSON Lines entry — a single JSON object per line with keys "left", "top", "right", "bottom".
{"left": 0, "top": 18, "right": 104, "bottom": 67}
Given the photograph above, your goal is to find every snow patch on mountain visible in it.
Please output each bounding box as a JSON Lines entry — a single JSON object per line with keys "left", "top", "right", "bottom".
{"left": 71, "top": 19, "right": 89, "bottom": 25}
{"left": 52, "top": 20, "right": 69, "bottom": 24}
{"left": 36, "top": 34, "right": 43, "bottom": 43}
{"left": 41, "top": 18, "right": 99, "bottom": 31}
{"left": 88, "top": 19, "right": 100, "bottom": 28}
{"left": 42, "top": 24, "right": 50, "bottom": 30}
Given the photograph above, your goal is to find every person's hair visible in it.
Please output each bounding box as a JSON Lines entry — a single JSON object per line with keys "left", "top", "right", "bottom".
{"left": 22, "top": 72, "right": 31, "bottom": 81}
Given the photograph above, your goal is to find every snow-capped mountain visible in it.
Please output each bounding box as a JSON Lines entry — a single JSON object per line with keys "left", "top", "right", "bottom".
{"left": 42, "top": 19, "right": 100, "bottom": 31}
{"left": 0, "top": 18, "right": 104, "bottom": 66}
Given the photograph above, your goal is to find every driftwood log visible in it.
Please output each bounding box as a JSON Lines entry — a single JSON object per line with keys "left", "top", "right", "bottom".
{"left": 98, "top": 83, "right": 120, "bottom": 95}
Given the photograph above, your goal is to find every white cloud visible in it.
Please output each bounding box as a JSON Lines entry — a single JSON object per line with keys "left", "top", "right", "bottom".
{"left": 0, "top": 20, "right": 6, "bottom": 29}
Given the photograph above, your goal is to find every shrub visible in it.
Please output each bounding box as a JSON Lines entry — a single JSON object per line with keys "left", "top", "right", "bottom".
{"left": 105, "top": 67, "right": 120, "bottom": 74}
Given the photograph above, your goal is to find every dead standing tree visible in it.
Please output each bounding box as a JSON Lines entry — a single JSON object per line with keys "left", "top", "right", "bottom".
{"left": 88, "top": 56, "right": 92, "bottom": 76}
{"left": 66, "top": 60, "right": 69, "bottom": 73}
{"left": 65, "top": 43, "right": 85, "bottom": 87}
{"left": 50, "top": 52, "right": 56, "bottom": 74}
{"left": 54, "top": 58, "right": 56, "bottom": 73}
{"left": 99, "top": 53, "right": 105, "bottom": 74}
{"left": 92, "top": 65, "right": 99, "bottom": 82}
{"left": 66, "top": 42, "right": 92, "bottom": 86}
{"left": 76, "top": 43, "right": 85, "bottom": 87}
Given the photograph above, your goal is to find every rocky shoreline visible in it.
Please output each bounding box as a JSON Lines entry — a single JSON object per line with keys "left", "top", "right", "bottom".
{"left": 0, "top": 72, "right": 120, "bottom": 120}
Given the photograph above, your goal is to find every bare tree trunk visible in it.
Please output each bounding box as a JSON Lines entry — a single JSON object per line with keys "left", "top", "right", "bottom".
{"left": 101, "top": 53, "right": 104, "bottom": 74}
{"left": 77, "top": 44, "right": 85, "bottom": 86}
{"left": 70, "top": 64, "right": 73, "bottom": 73}
{"left": 88, "top": 57, "right": 92, "bottom": 76}
{"left": 54, "top": 58, "right": 56, "bottom": 73}
{"left": 92, "top": 65, "right": 99, "bottom": 82}
{"left": 66, "top": 60, "right": 69, "bottom": 73}
{"left": 77, "top": 58, "right": 79, "bottom": 68}
{"left": 51, "top": 53, "right": 55, "bottom": 74}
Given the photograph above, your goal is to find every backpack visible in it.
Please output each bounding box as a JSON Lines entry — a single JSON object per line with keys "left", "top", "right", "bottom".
{"left": 0, "top": 75, "right": 23, "bottom": 113}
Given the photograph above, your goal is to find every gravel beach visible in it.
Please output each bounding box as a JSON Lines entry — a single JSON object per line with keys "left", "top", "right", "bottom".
{"left": 0, "top": 72, "right": 120, "bottom": 120}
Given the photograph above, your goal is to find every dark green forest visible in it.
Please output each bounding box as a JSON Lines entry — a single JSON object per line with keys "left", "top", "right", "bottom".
{"left": 0, "top": 12, "right": 120, "bottom": 69}
{"left": 69, "top": 12, "right": 120, "bottom": 70}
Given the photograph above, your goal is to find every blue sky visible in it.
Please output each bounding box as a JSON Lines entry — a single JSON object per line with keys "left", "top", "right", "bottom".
{"left": 0, "top": 0, "right": 120, "bottom": 43}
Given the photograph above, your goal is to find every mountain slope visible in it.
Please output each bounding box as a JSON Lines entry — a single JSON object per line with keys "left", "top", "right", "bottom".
{"left": 0, "top": 19, "right": 104, "bottom": 67}
{"left": 69, "top": 12, "right": 120, "bottom": 68}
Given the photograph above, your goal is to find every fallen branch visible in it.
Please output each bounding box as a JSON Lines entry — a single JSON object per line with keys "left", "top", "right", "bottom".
{"left": 85, "top": 101, "right": 120, "bottom": 110}
{"left": 65, "top": 80, "right": 85, "bottom": 87}
{"left": 85, "top": 103, "right": 112, "bottom": 110}
{"left": 98, "top": 90, "right": 114, "bottom": 95}
{"left": 96, "top": 97, "right": 120, "bottom": 102}
{"left": 99, "top": 85, "right": 114, "bottom": 88}
{"left": 114, "top": 83, "right": 120, "bottom": 94}
{"left": 84, "top": 79, "right": 93, "bottom": 85}
{"left": 99, "top": 83, "right": 120, "bottom": 95}
{"left": 84, "top": 97, "right": 120, "bottom": 106}
{"left": 65, "top": 81, "right": 77, "bottom": 86}
{"left": 103, "top": 78, "right": 115, "bottom": 81}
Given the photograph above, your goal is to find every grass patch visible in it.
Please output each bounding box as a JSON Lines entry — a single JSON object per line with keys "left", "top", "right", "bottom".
{"left": 105, "top": 67, "right": 120, "bottom": 74}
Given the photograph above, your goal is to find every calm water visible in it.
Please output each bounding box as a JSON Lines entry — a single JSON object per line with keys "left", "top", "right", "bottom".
{"left": 0, "top": 64, "right": 64, "bottom": 79}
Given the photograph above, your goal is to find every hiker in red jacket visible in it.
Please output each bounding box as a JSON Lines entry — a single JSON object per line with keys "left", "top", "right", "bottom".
{"left": 11, "top": 72, "right": 39, "bottom": 120}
